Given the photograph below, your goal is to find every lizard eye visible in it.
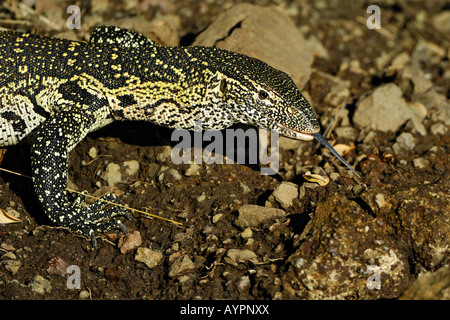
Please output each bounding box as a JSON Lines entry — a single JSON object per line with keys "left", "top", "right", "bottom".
{"left": 258, "top": 89, "right": 269, "bottom": 100}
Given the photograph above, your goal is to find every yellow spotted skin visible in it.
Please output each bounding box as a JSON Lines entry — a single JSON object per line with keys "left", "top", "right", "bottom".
{"left": 0, "top": 26, "right": 320, "bottom": 244}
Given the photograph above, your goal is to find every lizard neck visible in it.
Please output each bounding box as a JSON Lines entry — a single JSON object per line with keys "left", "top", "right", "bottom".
{"left": 108, "top": 46, "right": 235, "bottom": 131}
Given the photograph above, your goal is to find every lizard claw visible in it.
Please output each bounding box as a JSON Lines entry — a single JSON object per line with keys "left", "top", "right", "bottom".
{"left": 89, "top": 229, "right": 97, "bottom": 249}
{"left": 116, "top": 220, "right": 129, "bottom": 234}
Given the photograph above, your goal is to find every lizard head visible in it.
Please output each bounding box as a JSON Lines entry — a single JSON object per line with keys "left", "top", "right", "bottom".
{"left": 202, "top": 48, "right": 361, "bottom": 179}
{"left": 204, "top": 50, "right": 320, "bottom": 141}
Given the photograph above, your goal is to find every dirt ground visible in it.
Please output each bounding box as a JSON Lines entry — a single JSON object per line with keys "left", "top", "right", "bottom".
{"left": 0, "top": 0, "right": 448, "bottom": 301}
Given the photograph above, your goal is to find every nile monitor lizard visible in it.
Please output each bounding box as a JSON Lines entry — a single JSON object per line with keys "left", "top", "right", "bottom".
{"left": 0, "top": 26, "right": 360, "bottom": 247}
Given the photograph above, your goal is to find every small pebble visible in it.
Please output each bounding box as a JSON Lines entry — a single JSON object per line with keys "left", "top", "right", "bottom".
{"left": 118, "top": 231, "right": 142, "bottom": 254}
{"left": 30, "top": 275, "right": 52, "bottom": 295}
{"left": 123, "top": 160, "right": 140, "bottom": 176}
{"left": 225, "top": 249, "right": 258, "bottom": 266}
{"left": 235, "top": 205, "right": 286, "bottom": 228}
{"left": 412, "top": 157, "right": 428, "bottom": 169}
{"left": 88, "top": 146, "right": 98, "bottom": 159}
{"left": 135, "top": 247, "right": 163, "bottom": 269}
{"left": 185, "top": 163, "right": 201, "bottom": 176}
{"left": 168, "top": 255, "right": 195, "bottom": 277}
{"left": 241, "top": 227, "right": 253, "bottom": 238}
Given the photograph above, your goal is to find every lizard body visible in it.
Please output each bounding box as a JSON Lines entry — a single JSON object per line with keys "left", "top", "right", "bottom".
{"left": 0, "top": 26, "right": 360, "bottom": 246}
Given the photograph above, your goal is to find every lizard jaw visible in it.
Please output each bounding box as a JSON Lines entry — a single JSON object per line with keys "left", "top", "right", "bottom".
{"left": 290, "top": 130, "right": 315, "bottom": 141}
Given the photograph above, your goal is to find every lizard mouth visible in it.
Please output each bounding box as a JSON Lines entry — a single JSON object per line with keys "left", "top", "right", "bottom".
{"left": 290, "top": 131, "right": 314, "bottom": 141}
{"left": 277, "top": 124, "right": 316, "bottom": 141}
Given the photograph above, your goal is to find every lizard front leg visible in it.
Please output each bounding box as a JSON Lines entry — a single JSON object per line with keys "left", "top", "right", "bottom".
{"left": 31, "top": 108, "right": 128, "bottom": 247}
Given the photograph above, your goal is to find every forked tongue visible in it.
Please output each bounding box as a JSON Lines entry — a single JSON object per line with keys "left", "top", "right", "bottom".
{"left": 312, "top": 133, "right": 362, "bottom": 180}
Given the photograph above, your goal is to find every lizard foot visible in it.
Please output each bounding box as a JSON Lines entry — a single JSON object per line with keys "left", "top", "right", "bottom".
{"left": 56, "top": 192, "right": 132, "bottom": 248}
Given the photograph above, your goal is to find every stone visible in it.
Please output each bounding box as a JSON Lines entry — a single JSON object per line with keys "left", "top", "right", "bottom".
{"left": 400, "top": 266, "right": 450, "bottom": 300}
{"left": 123, "top": 160, "right": 140, "bottom": 176}
{"left": 412, "top": 157, "right": 428, "bottom": 169}
{"left": 100, "top": 163, "right": 121, "bottom": 186}
{"left": 235, "top": 204, "right": 286, "bottom": 228}
{"left": 354, "top": 83, "right": 425, "bottom": 134}
{"left": 193, "top": 3, "right": 313, "bottom": 89}
{"left": 272, "top": 182, "right": 299, "bottom": 209}
{"left": 225, "top": 249, "right": 258, "bottom": 266}
{"left": 184, "top": 163, "right": 201, "bottom": 176}
{"left": 4, "top": 259, "right": 21, "bottom": 275}
{"left": 135, "top": 247, "right": 163, "bottom": 269}
{"left": 30, "top": 275, "right": 52, "bottom": 295}
{"left": 88, "top": 146, "right": 98, "bottom": 159}
{"left": 392, "top": 132, "right": 416, "bottom": 154}
{"left": 432, "top": 11, "right": 450, "bottom": 35}
{"left": 119, "top": 231, "right": 142, "bottom": 254}
{"left": 168, "top": 255, "right": 195, "bottom": 277}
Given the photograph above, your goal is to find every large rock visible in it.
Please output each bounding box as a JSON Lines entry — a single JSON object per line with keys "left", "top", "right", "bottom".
{"left": 354, "top": 83, "right": 426, "bottom": 134}
{"left": 272, "top": 182, "right": 299, "bottom": 209}
{"left": 193, "top": 3, "right": 313, "bottom": 89}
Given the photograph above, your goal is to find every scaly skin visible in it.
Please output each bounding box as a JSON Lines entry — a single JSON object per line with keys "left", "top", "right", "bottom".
{"left": 0, "top": 26, "right": 359, "bottom": 246}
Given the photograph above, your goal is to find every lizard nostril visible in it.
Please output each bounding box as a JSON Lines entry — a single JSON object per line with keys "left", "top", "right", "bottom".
{"left": 287, "top": 106, "right": 296, "bottom": 114}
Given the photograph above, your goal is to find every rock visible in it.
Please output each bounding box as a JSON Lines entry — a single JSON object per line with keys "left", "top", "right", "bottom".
{"left": 225, "top": 249, "right": 258, "bottom": 266}
{"left": 184, "top": 163, "right": 201, "bottom": 176}
{"left": 395, "top": 184, "right": 449, "bottom": 268}
{"left": 193, "top": 3, "right": 313, "bottom": 89}
{"left": 306, "top": 35, "right": 329, "bottom": 60}
{"left": 123, "top": 160, "right": 140, "bottom": 176}
{"left": 239, "top": 181, "right": 251, "bottom": 194}
{"left": 46, "top": 257, "right": 69, "bottom": 277}
{"left": 354, "top": 83, "right": 426, "bottom": 135}
{"left": 119, "top": 231, "right": 142, "bottom": 254}
{"left": 169, "top": 255, "right": 196, "bottom": 277}
{"left": 388, "top": 51, "right": 410, "bottom": 72}
{"left": 30, "top": 275, "right": 52, "bottom": 295}
{"left": 430, "top": 123, "right": 448, "bottom": 135}
{"left": 144, "top": 163, "right": 160, "bottom": 178}
{"left": 156, "top": 146, "right": 173, "bottom": 162}
{"left": 146, "top": 14, "right": 181, "bottom": 47}
{"left": 88, "top": 146, "right": 98, "bottom": 159}
{"left": 412, "top": 157, "right": 428, "bottom": 169}
{"left": 334, "top": 126, "right": 356, "bottom": 141}
{"left": 79, "top": 290, "right": 91, "bottom": 299}
{"left": 158, "top": 166, "right": 182, "bottom": 182}
{"left": 392, "top": 132, "right": 416, "bottom": 154}
{"left": 397, "top": 65, "right": 450, "bottom": 127}
{"left": 235, "top": 205, "right": 286, "bottom": 228}
{"left": 196, "top": 193, "right": 207, "bottom": 203}
{"left": 287, "top": 194, "right": 410, "bottom": 299}
{"left": 322, "top": 79, "right": 351, "bottom": 107}
{"left": 272, "top": 182, "right": 299, "bottom": 209}
{"left": 400, "top": 266, "right": 450, "bottom": 300}
{"left": 135, "top": 247, "right": 163, "bottom": 269}
{"left": 0, "top": 243, "right": 16, "bottom": 251}
{"left": 374, "top": 193, "right": 389, "bottom": 209}
{"left": 212, "top": 213, "right": 223, "bottom": 224}
{"left": 240, "top": 228, "right": 253, "bottom": 238}
{"left": 3, "top": 259, "right": 21, "bottom": 275}
{"left": 100, "top": 163, "right": 121, "bottom": 186}
{"left": 237, "top": 275, "right": 251, "bottom": 291}
{"left": 432, "top": 11, "right": 450, "bottom": 35}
